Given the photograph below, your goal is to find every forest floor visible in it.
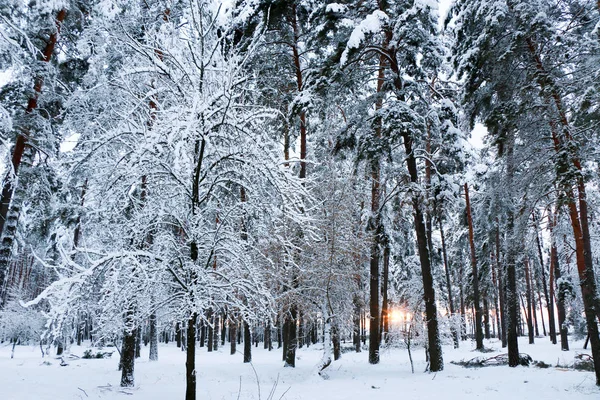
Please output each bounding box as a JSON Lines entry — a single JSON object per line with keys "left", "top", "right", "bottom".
{"left": 1, "top": 336, "right": 599, "bottom": 399}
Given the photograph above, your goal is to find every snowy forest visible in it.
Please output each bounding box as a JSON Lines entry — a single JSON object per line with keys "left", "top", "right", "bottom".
{"left": 1, "top": 0, "right": 600, "bottom": 399}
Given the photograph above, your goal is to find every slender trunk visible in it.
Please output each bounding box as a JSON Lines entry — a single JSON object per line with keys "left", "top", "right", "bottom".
{"left": 460, "top": 267, "right": 467, "bottom": 341}
{"left": 495, "top": 225, "right": 507, "bottom": 347}
{"left": 483, "top": 297, "right": 490, "bottom": 339}
{"left": 230, "top": 316, "right": 237, "bottom": 355}
{"left": 332, "top": 323, "right": 341, "bottom": 361}
{"left": 537, "top": 290, "right": 546, "bottom": 336}
{"left": 353, "top": 294, "right": 361, "bottom": 352}
{"left": 176, "top": 322, "right": 182, "bottom": 348}
{"left": 380, "top": 244, "right": 390, "bottom": 343}
{"left": 549, "top": 208, "right": 569, "bottom": 350}
{"left": 465, "top": 183, "right": 484, "bottom": 350}
{"left": 135, "top": 327, "right": 141, "bottom": 358}
{"left": 208, "top": 311, "right": 214, "bottom": 352}
{"left": 504, "top": 132, "right": 520, "bottom": 367}
{"left": 284, "top": 308, "right": 297, "bottom": 367}
{"left": 149, "top": 311, "right": 158, "bottom": 361}
{"left": 525, "top": 259, "right": 535, "bottom": 344}
{"left": 534, "top": 215, "right": 555, "bottom": 341}
{"left": 243, "top": 320, "right": 251, "bottom": 363}
{"left": 199, "top": 320, "right": 206, "bottom": 348}
{"left": 213, "top": 314, "right": 219, "bottom": 351}
{"left": 440, "top": 218, "right": 458, "bottom": 348}
{"left": 185, "top": 313, "right": 197, "bottom": 400}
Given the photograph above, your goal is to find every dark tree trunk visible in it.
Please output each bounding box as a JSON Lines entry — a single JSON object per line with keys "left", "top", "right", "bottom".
{"left": 535, "top": 216, "right": 555, "bottom": 342}
{"left": 243, "top": 320, "right": 251, "bottom": 363}
{"left": 495, "top": 225, "right": 507, "bottom": 348}
{"left": 380, "top": 244, "right": 390, "bottom": 343}
{"left": 277, "top": 318, "right": 282, "bottom": 349}
{"left": 176, "top": 322, "right": 182, "bottom": 348}
{"left": 459, "top": 266, "right": 467, "bottom": 341}
{"left": 120, "top": 328, "right": 136, "bottom": 387}
{"left": 353, "top": 294, "right": 362, "bottom": 352}
{"left": 264, "top": 321, "right": 272, "bottom": 350}
{"left": 440, "top": 218, "right": 458, "bottom": 348}
{"left": 230, "top": 317, "right": 237, "bottom": 355}
{"left": 282, "top": 318, "right": 288, "bottom": 361}
{"left": 549, "top": 208, "right": 569, "bottom": 350}
{"left": 135, "top": 328, "right": 141, "bottom": 358}
{"left": 221, "top": 313, "right": 226, "bottom": 347}
{"left": 465, "top": 183, "right": 484, "bottom": 351}
{"left": 199, "top": 319, "right": 206, "bottom": 347}
{"left": 284, "top": 308, "right": 297, "bottom": 367}
{"left": 298, "top": 312, "right": 304, "bottom": 349}
{"left": 213, "top": 314, "right": 219, "bottom": 351}
{"left": 185, "top": 313, "right": 197, "bottom": 400}
{"left": 332, "top": 324, "right": 341, "bottom": 361}
{"left": 483, "top": 297, "right": 491, "bottom": 340}
{"left": 207, "top": 311, "right": 214, "bottom": 352}
{"left": 367, "top": 160, "right": 381, "bottom": 365}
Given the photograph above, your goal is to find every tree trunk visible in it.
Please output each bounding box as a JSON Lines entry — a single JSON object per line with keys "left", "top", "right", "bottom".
{"left": 332, "top": 323, "right": 341, "bottom": 361}
{"left": 185, "top": 313, "right": 197, "bottom": 400}
{"left": 120, "top": 306, "right": 136, "bottom": 388}
{"left": 176, "top": 322, "right": 182, "bottom": 348}
{"left": 440, "top": 218, "right": 458, "bottom": 348}
{"left": 353, "top": 294, "right": 362, "bottom": 352}
{"left": 504, "top": 132, "right": 520, "bottom": 367}
{"left": 284, "top": 308, "right": 297, "bottom": 367}
{"left": 535, "top": 215, "right": 555, "bottom": 342}
{"left": 483, "top": 297, "right": 491, "bottom": 340}
{"left": 549, "top": 208, "right": 569, "bottom": 350}
{"left": 465, "top": 183, "right": 484, "bottom": 350}
{"left": 149, "top": 311, "right": 158, "bottom": 361}
{"left": 380, "top": 244, "right": 390, "bottom": 343}
{"left": 199, "top": 319, "right": 206, "bottom": 348}
{"left": 525, "top": 259, "right": 535, "bottom": 344}
{"left": 135, "top": 327, "right": 141, "bottom": 358}
{"left": 207, "top": 311, "right": 214, "bottom": 352}
{"left": 213, "top": 314, "right": 219, "bottom": 351}
{"left": 243, "top": 320, "right": 252, "bottom": 363}
{"left": 230, "top": 317, "right": 237, "bottom": 355}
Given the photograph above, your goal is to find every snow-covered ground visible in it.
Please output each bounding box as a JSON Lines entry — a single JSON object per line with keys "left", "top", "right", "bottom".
{"left": 1, "top": 337, "right": 598, "bottom": 399}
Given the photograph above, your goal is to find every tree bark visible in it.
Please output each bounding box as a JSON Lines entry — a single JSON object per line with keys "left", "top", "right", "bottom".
{"left": 524, "top": 259, "right": 535, "bottom": 344}
{"left": 284, "top": 308, "right": 297, "bottom": 367}
{"left": 243, "top": 320, "right": 252, "bottom": 363}
{"left": 465, "top": 183, "right": 483, "bottom": 350}
{"left": 549, "top": 207, "right": 569, "bottom": 351}
{"left": 149, "top": 311, "right": 158, "bottom": 361}
{"left": 534, "top": 215, "right": 554, "bottom": 341}
{"left": 440, "top": 218, "right": 459, "bottom": 348}
{"left": 380, "top": 244, "right": 390, "bottom": 344}
{"left": 185, "top": 313, "right": 197, "bottom": 400}
{"left": 504, "top": 132, "right": 520, "bottom": 367}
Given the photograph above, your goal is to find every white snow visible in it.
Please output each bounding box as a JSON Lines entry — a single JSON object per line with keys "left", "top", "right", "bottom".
{"left": 340, "top": 11, "right": 389, "bottom": 66}
{"left": 325, "top": 3, "right": 347, "bottom": 13}
{"left": 1, "top": 337, "right": 598, "bottom": 399}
